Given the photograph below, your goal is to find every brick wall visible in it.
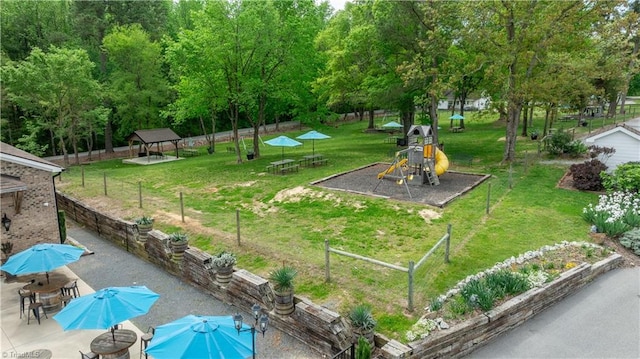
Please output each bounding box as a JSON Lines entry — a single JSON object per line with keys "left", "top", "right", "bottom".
{"left": 1, "top": 162, "right": 61, "bottom": 254}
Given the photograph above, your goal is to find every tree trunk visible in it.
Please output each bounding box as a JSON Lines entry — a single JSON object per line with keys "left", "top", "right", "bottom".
{"left": 367, "top": 108, "right": 375, "bottom": 129}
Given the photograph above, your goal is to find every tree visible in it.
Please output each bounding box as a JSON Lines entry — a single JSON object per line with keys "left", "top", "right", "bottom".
{"left": 2, "top": 46, "right": 102, "bottom": 165}
{"left": 463, "top": 0, "right": 608, "bottom": 162}
{"left": 103, "top": 24, "right": 169, "bottom": 139}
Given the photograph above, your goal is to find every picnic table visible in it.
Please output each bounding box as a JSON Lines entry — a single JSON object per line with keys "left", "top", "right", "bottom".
{"left": 299, "top": 154, "right": 328, "bottom": 167}
{"left": 267, "top": 159, "right": 299, "bottom": 174}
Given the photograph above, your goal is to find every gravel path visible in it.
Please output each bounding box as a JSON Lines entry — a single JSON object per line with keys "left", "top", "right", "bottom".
{"left": 66, "top": 222, "right": 323, "bottom": 359}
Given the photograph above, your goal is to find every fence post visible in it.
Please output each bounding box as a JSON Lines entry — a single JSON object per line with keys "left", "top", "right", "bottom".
{"left": 81, "top": 166, "right": 85, "bottom": 187}
{"left": 486, "top": 183, "right": 491, "bottom": 214}
{"left": 103, "top": 173, "right": 107, "bottom": 196}
{"left": 445, "top": 224, "right": 451, "bottom": 264}
{"left": 408, "top": 260, "right": 414, "bottom": 312}
{"left": 180, "top": 192, "right": 184, "bottom": 223}
{"left": 138, "top": 181, "right": 142, "bottom": 208}
{"left": 325, "top": 239, "right": 330, "bottom": 283}
{"left": 236, "top": 209, "right": 241, "bottom": 246}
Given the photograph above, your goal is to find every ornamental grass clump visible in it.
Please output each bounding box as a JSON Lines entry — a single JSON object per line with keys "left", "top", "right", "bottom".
{"left": 582, "top": 191, "right": 640, "bottom": 237}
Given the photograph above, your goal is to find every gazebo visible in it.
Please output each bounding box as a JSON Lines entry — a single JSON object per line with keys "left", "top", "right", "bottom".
{"left": 126, "top": 129, "right": 182, "bottom": 161}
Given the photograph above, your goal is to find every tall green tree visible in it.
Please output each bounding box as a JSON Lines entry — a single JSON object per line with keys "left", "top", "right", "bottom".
{"left": 2, "top": 46, "right": 102, "bottom": 165}
{"left": 463, "top": 0, "right": 607, "bottom": 162}
{"left": 103, "top": 24, "right": 169, "bottom": 139}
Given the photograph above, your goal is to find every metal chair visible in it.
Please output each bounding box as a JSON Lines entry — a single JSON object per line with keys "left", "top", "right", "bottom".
{"left": 60, "top": 294, "right": 73, "bottom": 307}
{"left": 18, "top": 289, "right": 34, "bottom": 319}
{"left": 63, "top": 279, "right": 80, "bottom": 298}
{"left": 79, "top": 350, "right": 98, "bottom": 359}
{"left": 140, "top": 326, "right": 155, "bottom": 359}
{"left": 27, "top": 302, "right": 47, "bottom": 325}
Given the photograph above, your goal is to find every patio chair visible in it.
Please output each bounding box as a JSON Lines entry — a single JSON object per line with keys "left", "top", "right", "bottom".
{"left": 79, "top": 350, "right": 99, "bottom": 359}
{"left": 139, "top": 326, "right": 155, "bottom": 359}
{"left": 18, "top": 289, "right": 34, "bottom": 319}
{"left": 60, "top": 294, "right": 73, "bottom": 307}
{"left": 27, "top": 302, "right": 47, "bottom": 325}
{"left": 63, "top": 279, "right": 80, "bottom": 298}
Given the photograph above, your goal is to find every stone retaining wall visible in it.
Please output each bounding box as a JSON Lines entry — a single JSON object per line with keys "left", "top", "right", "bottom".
{"left": 57, "top": 192, "right": 351, "bottom": 356}
{"left": 57, "top": 191, "right": 624, "bottom": 358}
{"left": 376, "top": 253, "right": 623, "bottom": 359}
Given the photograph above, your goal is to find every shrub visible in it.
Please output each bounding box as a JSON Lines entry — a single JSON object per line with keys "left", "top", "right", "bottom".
{"left": 349, "top": 304, "right": 377, "bottom": 331}
{"left": 582, "top": 191, "right": 640, "bottom": 237}
{"left": 212, "top": 251, "right": 237, "bottom": 268}
{"left": 460, "top": 279, "right": 495, "bottom": 311}
{"left": 135, "top": 216, "right": 154, "bottom": 225}
{"left": 356, "top": 336, "right": 372, "bottom": 359}
{"left": 601, "top": 162, "right": 640, "bottom": 193}
{"left": 570, "top": 159, "right": 607, "bottom": 191}
{"left": 565, "top": 140, "right": 588, "bottom": 157}
{"left": 484, "top": 270, "right": 530, "bottom": 297}
{"left": 619, "top": 229, "right": 640, "bottom": 256}
{"left": 268, "top": 266, "right": 297, "bottom": 292}
{"left": 169, "top": 232, "right": 188, "bottom": 243}
{"left": 549, "top": 129, "right": 573, "bottom": 155}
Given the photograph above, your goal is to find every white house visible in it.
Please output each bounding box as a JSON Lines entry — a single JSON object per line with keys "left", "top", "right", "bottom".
{"left": 583, "top": 120, "right": 640, "bottom": 172}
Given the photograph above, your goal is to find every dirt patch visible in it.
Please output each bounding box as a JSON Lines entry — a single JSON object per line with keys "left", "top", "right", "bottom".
{"left": 313, "top": 163, "right": 490, "bottom": 207}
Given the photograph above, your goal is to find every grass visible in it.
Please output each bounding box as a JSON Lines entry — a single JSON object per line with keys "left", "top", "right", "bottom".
{"left": 56, "top": 108, "right": 638, "bottom": 341}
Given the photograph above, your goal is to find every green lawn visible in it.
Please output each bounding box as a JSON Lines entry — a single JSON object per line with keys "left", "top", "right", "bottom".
{"left": 57, "top": 109, "right": 635, "bottom": 340}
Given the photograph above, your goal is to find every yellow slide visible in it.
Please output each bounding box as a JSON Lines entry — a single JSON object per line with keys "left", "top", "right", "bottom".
{"left": 378, "top": 158, "right": 408, "bottom": 179}
{"left": 434, "top": 148, "right": 449, "bottom": 176}
{"left": 424, "top": 145, "right": 449, "bottom": 176}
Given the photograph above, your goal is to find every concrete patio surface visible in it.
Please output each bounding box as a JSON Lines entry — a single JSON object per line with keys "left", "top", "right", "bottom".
{"left": 1, "top": 265, "right": 145, "bottom": 358}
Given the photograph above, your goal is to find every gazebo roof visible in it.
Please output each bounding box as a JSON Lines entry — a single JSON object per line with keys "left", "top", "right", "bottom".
{"left": 126, "top": 128, "right": 181, "bottom": 145}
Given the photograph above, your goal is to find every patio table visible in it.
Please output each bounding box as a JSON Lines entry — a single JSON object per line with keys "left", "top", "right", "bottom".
{"left": 91, "top": 329, "right": 137, "bottom": 359}
{"left": 23, "top": 276, "right": 69, "bottom": 312}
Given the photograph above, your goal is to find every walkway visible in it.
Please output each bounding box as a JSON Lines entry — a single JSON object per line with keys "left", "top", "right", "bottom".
{"left": 65, "top": 222, "right": 322, "bottom": 359}
{"left": 465, "top": 266, "right": 640, "bottom": 358}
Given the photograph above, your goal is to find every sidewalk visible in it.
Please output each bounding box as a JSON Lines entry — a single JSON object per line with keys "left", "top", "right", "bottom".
{"left": 1, "top": 265, "right": 145, "bottom": 358}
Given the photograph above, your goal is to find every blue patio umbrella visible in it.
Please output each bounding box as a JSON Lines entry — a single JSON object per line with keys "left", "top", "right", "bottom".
{"left": 53, "top": 286, "right": 159, "bottom": 334}
{"left": 450, "top": 114, "right": 464, "bottom": 120}
{"left": 296, "top": 130, "right": 331, "bottom": 156}
{"left": 265, "top": 135, "right": 302, "bottom": 161}
{"left": 145, "top": 315, "right": 254, "bottom": 359}
{"left": 0, "top": 243, "right": 84, "bottom": 283}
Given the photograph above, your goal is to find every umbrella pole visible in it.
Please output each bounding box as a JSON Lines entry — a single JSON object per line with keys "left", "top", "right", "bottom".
{"left": 46, "top": 272, "right": 50, "bottom": 284}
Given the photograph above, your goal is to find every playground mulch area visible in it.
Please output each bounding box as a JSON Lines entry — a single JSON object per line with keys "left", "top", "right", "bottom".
{"left": 313, "top": 163, "right": 490, "bottom": 207}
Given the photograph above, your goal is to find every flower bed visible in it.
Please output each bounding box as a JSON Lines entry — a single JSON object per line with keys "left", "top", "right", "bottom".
{"left": 378, "top": 242, "right": 623, "bottom": 359}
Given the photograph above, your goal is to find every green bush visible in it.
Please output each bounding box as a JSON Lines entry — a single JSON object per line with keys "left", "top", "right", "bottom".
{"left": 619, "top": 229, "right": 640, "bottom": 256}
{"left": 356, "top": 336, "right": 371, "bottom": 359}
{"left": 460, "top": 279, "right": 495, "bottom": 311}
{"left": 484, "top": 270, "right": 531, "bottom": 297}
{"left": 601, "top": 162, "right": 640, "bottom": 193}
{"left": 549, "top": 129, "right": 573, "bottom": 155}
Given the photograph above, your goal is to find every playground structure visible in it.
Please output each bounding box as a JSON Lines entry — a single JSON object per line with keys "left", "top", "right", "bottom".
{"left": 375, "top": 125, "right": 449, "bottom": 198}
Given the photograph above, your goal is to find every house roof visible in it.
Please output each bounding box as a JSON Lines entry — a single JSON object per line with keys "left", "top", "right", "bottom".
{"left": 584, "top": 124, "right": 640, "bottom": 143}
{"left": 126, "top": 128, "right": 181, "bottom": 145}
{"left": 0, "top": 142, "right": 64, "bottom": 173}
{"left": 0, "top": 174, "right": 27, "bottom": 194}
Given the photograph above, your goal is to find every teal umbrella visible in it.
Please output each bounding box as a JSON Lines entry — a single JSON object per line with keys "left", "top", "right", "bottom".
{"left": 265, "top": 135, "right": 302, "bottom": 161}
{"left": 0, "top": 243, "right": 84, "bottom": 284}
{"left": 53, "top": 286, "right": 160, "bottom": 334}
{"left": 450, "top": 114, "right": 464, "bottom": 120}
{"left": 145, "top": 315, "right": 254, "bottom": 359}
{"left": 296, "top": 130, "right": 331, "bottom": 156}
{"left": 382, "top": 121, "right": 403, "bottom": 129}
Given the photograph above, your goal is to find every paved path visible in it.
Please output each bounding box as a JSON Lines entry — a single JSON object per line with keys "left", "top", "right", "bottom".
{"left": 66, "top": 223, "right": 323, "bottom": 359}
{"left": 464, "top": 267, "right": 640, "bottom": 359}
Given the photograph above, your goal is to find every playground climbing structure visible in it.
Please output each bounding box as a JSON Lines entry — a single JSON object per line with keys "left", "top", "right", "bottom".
{"left": 375, "top": 125, "right": 449, "bottom": 198}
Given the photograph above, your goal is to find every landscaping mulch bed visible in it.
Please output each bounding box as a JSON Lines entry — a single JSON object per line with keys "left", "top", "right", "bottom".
{"left": 313, "top": 163, "right": 490, "bottom": 207}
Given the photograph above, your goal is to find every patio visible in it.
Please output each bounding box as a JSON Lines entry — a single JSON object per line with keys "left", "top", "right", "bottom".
{"left": 1, "top": 265, "right": 145, "bottom": 358}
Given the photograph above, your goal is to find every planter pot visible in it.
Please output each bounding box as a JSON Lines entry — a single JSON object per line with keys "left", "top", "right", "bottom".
{"left": 137, "top": 223, "right": 153, "bottom": 242}
{"left": 207, "top": 147, "right": 214, "bottom": 154}
{"left": 216, "top": 265, "right": 234, "bottom": 284}
{"left": 273, "top": 288, "right": 295, "bottom": 315}
{"left": 353, "top": 327, "right": 375, "bottom": 347}
{"left": 246, "top": 153, "right": 255, "bottom": 160}
{"left": 170, "top": 241, "right": 188, "bottom": 261}
{"left": 530, "top": 134, "right": 538, "bottom": 140}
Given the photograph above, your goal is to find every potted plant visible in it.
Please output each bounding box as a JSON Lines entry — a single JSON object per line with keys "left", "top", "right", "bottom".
{"left": 246, "top": 150, "right": 255, "bottom": 160}
{"left": 349, "top": 304, "right": 377, "bottom": 347}
{"left": 268, "top": 265, "right": 297, "bottom": 315}
{"left": 169, "top": 232, "right": 189, "bottom": 260}
{"left": 530, "top": 130, "right": 539, "bottom": 140}
{"left": 212, "top": 251, "right": 237, "bottom": 284}
{"left": 135, "top": 216, "right": 154, "bottom": 242}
